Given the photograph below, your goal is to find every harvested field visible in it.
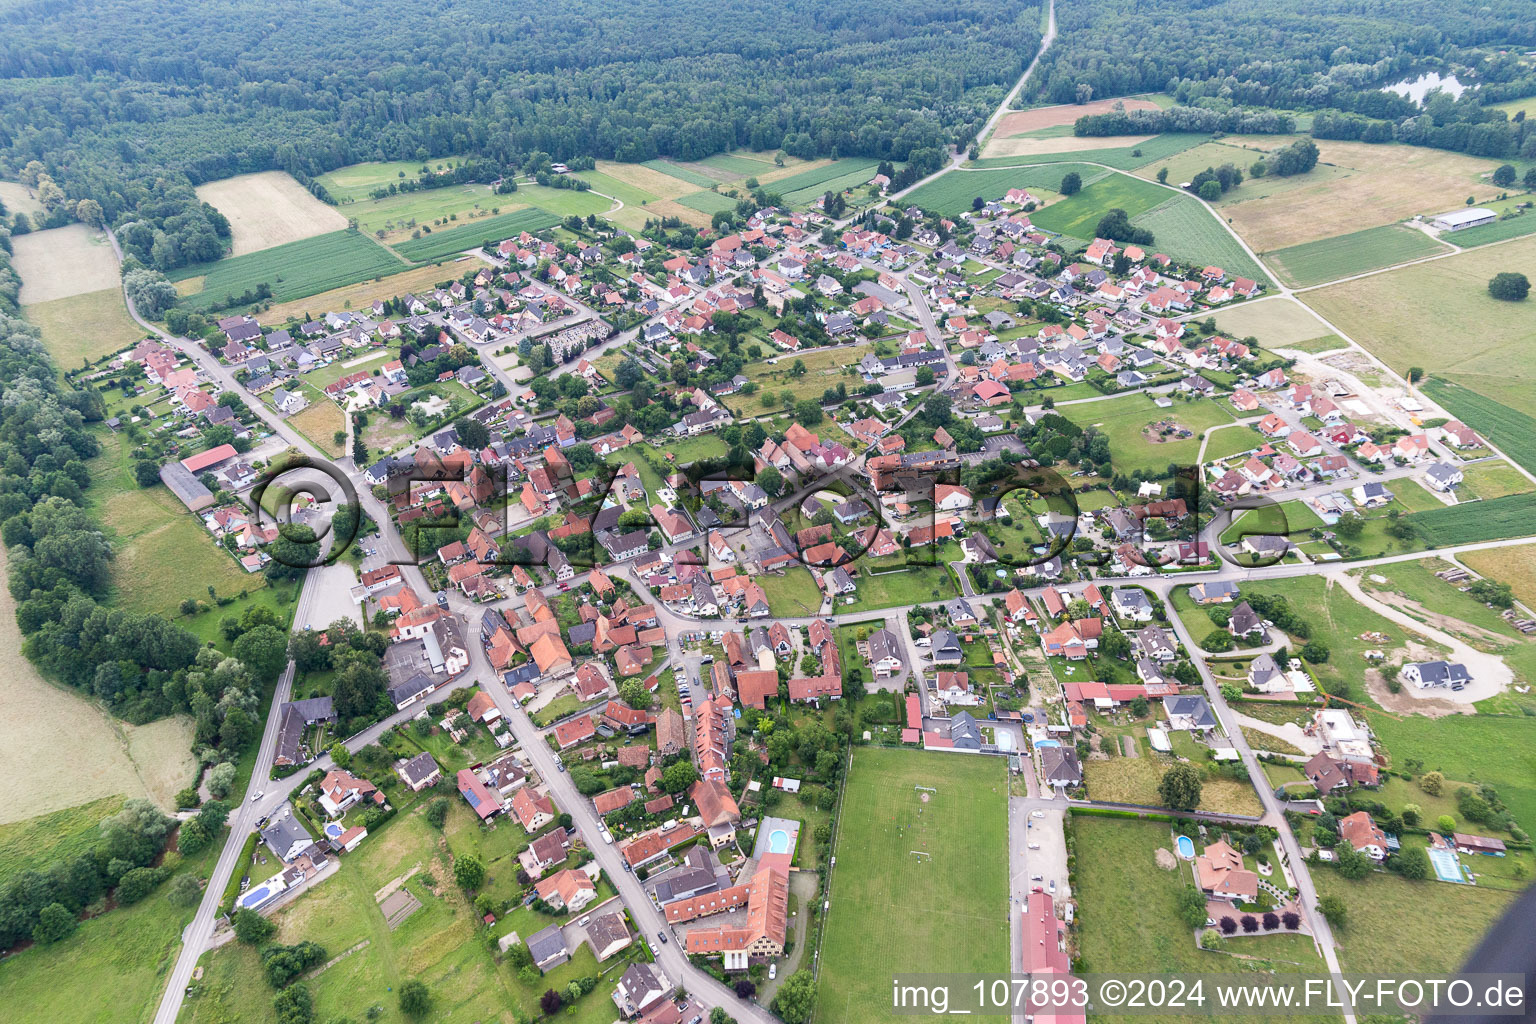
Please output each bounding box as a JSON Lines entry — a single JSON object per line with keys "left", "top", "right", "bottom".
{"left": 1210, "top": 297, "right": 1333, "bottom": 349}
{"left": 257, "top": 262, "right": 461, "bottom": 325}
{"left": 196, "top": 171, "right": 348, "bottom": 256}
{"left": 992, "top": 97, "right": 1160, "bottom": 137}
{"left": 287, "top": 396, "right": 347, "bottom": 458}
{"left": 981, "top": 133, "right": 1155, "bottom": 160}
{"left": 0, "top": 547, "right": 194, "bottom": 824}
{"left": 1303, "top": 232, "right": 1536, "bottom": 414}
{"left": 12, "top": 224, "right": 119, "bottom": 303}
{"left": 25, "top": 287, "right": 146, "bottom": 367}
{"left": 592, "top": 159, "right": 700, "bottom": 200}
{"left": 1216, "top": 137, "right": 1504, "bottom": 250}
{"left": 1459, "top": 544, "right": 1536, "bottom": 613}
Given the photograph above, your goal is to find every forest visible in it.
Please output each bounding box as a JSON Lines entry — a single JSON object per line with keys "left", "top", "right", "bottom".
{"left": 1035, "top": 0, "right": 1536, "bottom": 159}
{"left": 0, "top": 0, "right": 1039, "bottom": 271}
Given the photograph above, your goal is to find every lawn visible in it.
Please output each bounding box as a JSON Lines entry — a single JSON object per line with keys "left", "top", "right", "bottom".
{"left": 2, "top": 832, "right": 221, "bottom": 1024}
{"left": 1421, "top": 378, "right": 1536, "bottom": 477}
{"left": 1312, "top": 868, "right": 1515, "bottom": 976}
{"left": 1071, "top": 816, "right": 1333, "bottom": 1024}
{"left": 169, "top": 230, "right": 407, "bottom": 311}
{"left": 0, "top": 795, "right": 125, "bottom": 880}
{"left": 642, "top": 433, "right": 728, "bottom": 466}
{"left": 1302, "top": 232, "right": 1536, "bottom": 415}
{"left": 760, "top": 567, "right": 824, "bottom": 616}
{"left": 389, "top": 207, "right": 562, "bottom": 263}
{"left": 1060, "top": 392, "right": 1234, "bottom": 477}
{"left": 25, "top": 288, "right": 147, "bottom": 368}
{"left": 1129, "top": 193, "right": 1271, "bottom": 285}
{"left": 845, "top": 562, "right": 958, "bottom": 613}
{"left": 1202, "top": 424, "right": 1263, "bottom": 462}
{"left": 728, "top": 343, "right": 869, "bottom": 416}
{"left": 759, "top": 789, "right": 833, "bottom": 870}
{"left": 815, "top": 748, "right": 1007, "bottom": 1024}
{"left": 1459, "top": 460, "right": 1533, "bottom": 501}
{"left": 1029, "top": 171, "right": 1172, "bottom": 243}
{"left": 1266, "top": 224, "right": 1450, "bottom": 288}
{"left": 906, "top": 163, "right": 1105, "bottom": 217}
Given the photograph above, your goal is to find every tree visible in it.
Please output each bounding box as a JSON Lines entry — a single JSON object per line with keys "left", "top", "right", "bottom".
{"left": 1282, "top": 911, "right": 1300, "bottom": 930}
{"left": 1156, "top": 167, "right": 1168, "bottom": 184}
{"left": 124, "top": 269, "right": 180, "bottom": 319}
{"left": 1198, "top": 180, "right": 1222, "bottom": 201}
{"left": 207, "top": 761, "right": 237, "bottom": 799}
{"left": 273, "top": 984, "right": 312, "bottom": 1024}
{"left": 1300, "top": 640, "right": 1329, "bottom": 664}
{"left": 618, "top": 678, "right": 654, "bottom": 711}
{"left": 454, "top": 855, "right": 485, "bottom": 891}
{"left": 1488, "top": 272, "right": 1530, "bottom": 301}
{"left": 1395, "top": 844, "right": 1430, "bottom": 880}
{"left": 352, "top": 432, "right": 369, "bottom": 466}
{"left": 1158, "top": 764, "right": 1203, "bottom": 811}
{"left": 233, "top": 624, "right": 289, "bottom": 681}
{"left": 1401, "top": 803, "right": 1422, "bottom": 827}
{"left": 711, "top": 1008, "right": 739, "bottom": 1024}
{"left": 1318, "top": 894, "right": 1347, "bottom": 928}
{"left": 398, "top": 980, "right": 430, "bottom": 1017}
{"left": 794, "top": 399, "right": 823, "bottom": 426}
{"left": 134, "top": 459, "right": 162, "bottom": 488}
{"left": 772, "top": 970, "right": 817, "bottom": 1024}
{"left": 1407, "top": 366, "right": 1424, "bottom": 384}
{"left": 1492, "top": 164, "right": 1517, "bottom": 188}
{"left": 235, "top": 907, "right": 277, "bottom": 944}
{"left": 1333, "top": 844, "right": 1372, "bottom": 880}
{"left": 915, "top": 366, "right": 935, "bottom": 386}
{"left": 1175, "top": 884, "right": 1207, "bottom": 928}
{"left": 1262, "top": 911, "right": 1280, "bottom": 931}
{"left": 1420, "top": 771, "right": 1444, "bottom": 796}
{"left": 1240, "top": 914, "right": 1258, "bottom": 933}
{"left": 1219, "top": 916, "right": 1238, "bottom": 935}
{"left": 116, "top": 866, "right": 163, "bottom": 903}
{"left": 758, "top": 465, "right": 783, "bottom": 497}
{"left": 1526, "top": 167, "right": 1536, "bottom": 191}
{"left": 1437, "top": 814, "right": 1457, "bottom": 833}
{"left": 33, "top": 902, "right": 77, "bottom": 944}
{"left": 166, "top": 872, "right": 203, "bottom": 907}
{"left": 265, "top": 524, "right": 320, "bottom": 581}
{"left": 1060, "top": 171, "right": 1082, "bottom": 196}
{"left": 1201, "top": 629, "right": 1234, "bottom": 653}
{"left": 663, "top": 759, "right": 699, "bottom": 793}
{"left": 1332, "top": 512, "right": 1364, "bottom": 539}
{"left": 425, "top": 798, "right": 449, "bottom": 828}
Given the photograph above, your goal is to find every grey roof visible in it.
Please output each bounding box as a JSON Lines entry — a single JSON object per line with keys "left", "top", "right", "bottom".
{"left": 1248, "top": 653, "right": 1281, "bottom": 686}
{"left": 931, "top": 628, "right": 963, "bottom": 661}
{"left": 1163, "top": 694, "right": 1217, "bottom": 729}
{"left": 866, "top": 628, "right": 902, "bottom": 666}
{"left": 260, "top": 803, "right": 315, "bottom": 862}
{"left": 158, "top": 463, "right": 213, "bottom": 511}
{"left": 1228, "top": 601, "right": 1263, "bottom": 635}
{"left": 1040, "top": 745, "right": 1082, "bottom": 784}
{"left": 1408, "top": 660, "right": 1472, "bottom": 685}
{"left": 527, "top": 923, "right": 569, "bottom": 965}
{"left": 387, "top": 671, "right": 438, "bottom": 706}
{"left": 398, "top": 751, "right": 441, "bottom": 787}
{"left": 949, "top": 711, "right": 981, "bottom": 749}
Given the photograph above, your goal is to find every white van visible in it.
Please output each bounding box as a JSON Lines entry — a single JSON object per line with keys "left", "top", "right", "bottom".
{"left": 601, "top": 827, "right": 614, "bottom": 845}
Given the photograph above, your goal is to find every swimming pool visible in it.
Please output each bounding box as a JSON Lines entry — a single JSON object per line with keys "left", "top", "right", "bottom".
{"left": 1034, "top": 739, "right": 1060, "bottom": 749}
{"left": 1176, "top": 835, "right": 1195, "bottom": 860}
{"left": 768, "top": 829, "right": 792, "bottom": 854}
{"left": 324, "top": 822, "right": 344, "bottom": 840}
{"left": 1428, "top": 846, "right": 1465, "bottom": 883}
{"left": 239, "top": 884, "right": 275, "bottom": 910}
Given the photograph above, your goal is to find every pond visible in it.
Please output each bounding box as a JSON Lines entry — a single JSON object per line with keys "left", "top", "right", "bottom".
{"left": 1384, "top": 71, "right": 1467, "bottom": 103}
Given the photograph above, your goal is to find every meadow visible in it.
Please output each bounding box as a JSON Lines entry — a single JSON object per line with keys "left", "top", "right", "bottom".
{"left": 760, "top": 567, "right": 824, "bottom": 616}
{"left": 1459, "top": 460, "right": 1533, "bottom": 501}
{"left": 1268, "top": 224, "right": 1450, "bottom": 288}
{"left": 575, "top": 163, "right": 716, "bottom": 229}
{"left": 314, "top": 157, "right": 476, "bottom": 203}
{"left": 196, "top": 171, "right": 348, "bottom": 255}
{"left": 1028, "top": 172, "right": 1172, "bottom": 242}
{"left": 815, "top": 748, "right": 1007, "bottom": 1024}
{"left": 729, "top": 343, "right": 869, "bottom": 416}
{"left": 1217, "top": 137, "right": 1505, "bottom": 251}
{"left": 0, "top": 179, "right": 45, "bottom": 218}
{"left": 12, "top": 223, "right": 120, "bottom": 304}
{"left": 170, "top": 230, "right": 406, "bottom": 310}
{"left": 1302, "top": 232, "right": 1536, "bottom": 413}
{"left": 1209, "top": 296, "right": 1335, "bottom": 349}
{"left": 389, "top": 207, "right": 562, "bottom": 263}
{"left": 287, "top": 397, "right": 348, "bottom": 459}
{"left": 1082, "top": 735, "right": 1264, "bottom": 816}
{"left": 906, "top": 163, "right": 1105, "bottom": 216}
{"left": 978, "top": 132, "right": 1207, "bottom": 171}
{"left": 1060, "top": 392, "right": 1234, "bottom": 477}
{"left": 25, "top": 287, "right": 145, "bottom": 367}
{"left": 677, "top": 190, "right": 741, "bottom": 215}
{"left": 1420, "top": 378, "right": 1536, "bottom": 477}
{"left": 639, "top": 158, "right": 718, "bottom": 188}
{"left": 1129, "top": 194, "right": 1270, "bottom": 284}
{"left": 0, "top": 795, "right": 125, "bottom": 877}
{"left": 334, "top": 182, "right": 503, "bottom": 242}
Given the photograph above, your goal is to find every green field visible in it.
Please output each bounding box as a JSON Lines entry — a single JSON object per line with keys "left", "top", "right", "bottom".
{"left": 763, "top": 158, "right": 880, "bottom": 206}
{"left": 1460, "top": 460, "right": 1533, "bottom": 501}
{"left": 316, "top": 157, "right": 475, "bottom": 203}
{"left": 333, "top": 183, "right": 497, "bottom": 240}
{"left": 1029, "top": 171, "right": 1172, "bottom": 242}
{"left": 760, "top": 567, "right": 824, "bottom": 617}
{"left": 907, "top": 163, "right": 1106, "bottom": 216}
{"left": 1408, "top": 492, "right": 1536, "bottom": 546}
{"left": 1131, "top": 194, "right": 1271, "bottom": 284}
{"left": 677, "top": 190, "right": 740, "bottom": 215}
{"left": 815, "top": 748, "right": 1007, "bottom": 1024}
{"left": 1367, "top": 711, "right": 1536, "bottom": 832}
{"left": 699, "top": 153, "right": 778, "bottom": 177}
{"left": 1267, "top": 224, "right": 1450, "bottom": 288}
{"left": 0, "top": 795, "right": 125, "bottom": 880}
{"left": 170, "top": 230, "right": 406, "bottom": 309}
{"left": 390, "top": 207, "right": 562, "bottom": 262}
{"left": 640, "top": 159, "right": 718, "bottom": 187}
{"left": 973, "top": 133, "right": 1207, "bottom": 171}
{"left": 1421, "top": 378, "right": 1536, "bottom": 477}
{"left": 25, "top": 288, "right": 146, "bottom": 367}
{"left": 1061, "top": 393, "right": 1235, "bottom": 477}
{"left": 1313, "top": 868, "right": 1515, "bottom": 976}
{"left": 1202, "top": 424, "right": 1264, "bottom": 462}
{"left": 1443, "top": 213, "right": 1536, "bottom": 248}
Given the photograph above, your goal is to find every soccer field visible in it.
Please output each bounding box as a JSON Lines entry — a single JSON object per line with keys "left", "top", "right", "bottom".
{"left": 815, "top": 748, "right": 1008, "bottom": 1024}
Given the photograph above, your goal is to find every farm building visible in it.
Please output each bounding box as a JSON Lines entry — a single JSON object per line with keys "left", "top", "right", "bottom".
{"left": 1431, "top": 208, "right": 1495, "bottom": 232}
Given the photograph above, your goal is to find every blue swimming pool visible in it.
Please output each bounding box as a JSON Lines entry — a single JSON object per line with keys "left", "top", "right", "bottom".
{"left": 1176, "top": 835, "right": 1195, "bottom": 860}
{"left": 1034, "top": 739, "right": 1060, "bottom": 749}
{"left": 239, "top": 884, "right": 275, "bottom": 910}
{"left": 324, "top": 822, "right": 344, "bottom": 839}
{"left": 768, "top": 829, "right": 792, "bottom": 854}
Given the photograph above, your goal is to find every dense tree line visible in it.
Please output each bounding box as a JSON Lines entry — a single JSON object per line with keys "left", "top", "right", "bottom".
{"left": 1039, "top": 0, "right": 1536, "bottom": 160}
{"left": 0, "top": 0, "right": 1039, "bottom": 271}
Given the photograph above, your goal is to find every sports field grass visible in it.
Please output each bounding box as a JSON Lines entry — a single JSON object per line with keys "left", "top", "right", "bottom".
{"left": 196, "top": 171, "right": 348, "bottom": 255}
{"left": 640, "top": 158, "right": 718, "bottom": 188}
{"left": 12, "top": 223, "right": 120, "bottom": 304}
{"left": 1130, "top": 194, "right": 1271, "bottom": 284}
{"left": 760, "top": 567, "right": 824, "bottom": 616}
{"left": 907, "top": 163, "right": 1106, "bottom": 216}
{"left": 1302, "top": 232, "right": 1536, "bottom": 414}
{"left": 1421, "top": 378, "right": 1536, "bottom": 477}
{"left": 170, "top": 230, "right": 406, "bottom": 310}
{"left": 815, "top": 748, "right": 1007, "bottom": 1024}
{"left": 25, "top": 287, "right": 146, "bottom": 368}
{"left": 390, "top": 207, "right": 561, "bottom": 262}
{"left": 1445, "top": 212, "right": 1536, "bottom": 248}
{"left": 1313, "top": 868, "right": 1514, "bottom": 976}
{"left": 1268, "top": 224, "right": 1450, "bottom": 288}
{"left": 1029, "top": 171, "right": 1171, "bottom": 242}
{"left": 1061, "top": 392, "right": 1235, "bottom": 477}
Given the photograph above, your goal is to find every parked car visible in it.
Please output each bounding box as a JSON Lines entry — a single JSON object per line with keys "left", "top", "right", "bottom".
{"left": 657, "top": 931, "right": 669, "bottom": 944}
